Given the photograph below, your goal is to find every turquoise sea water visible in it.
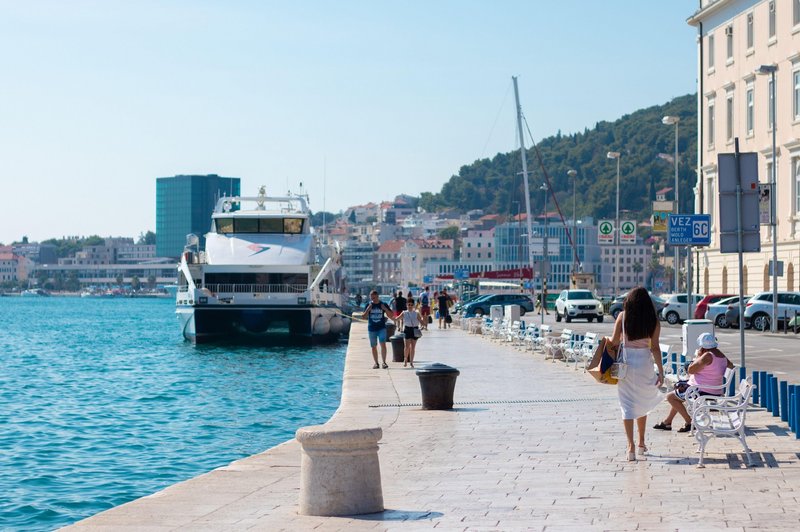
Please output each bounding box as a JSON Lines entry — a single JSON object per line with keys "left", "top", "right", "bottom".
{"left": 0, "top": 297, "right": 346, "bottom": 531}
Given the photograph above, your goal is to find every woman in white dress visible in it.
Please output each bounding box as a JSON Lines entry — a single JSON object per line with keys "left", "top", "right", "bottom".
{"left": 609, "top": 287, "right": 665, "bottom": 461}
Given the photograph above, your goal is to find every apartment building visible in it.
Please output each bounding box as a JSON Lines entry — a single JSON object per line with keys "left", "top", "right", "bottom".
{"left": 688, "top": 0, "right": 800, "bottom": 293}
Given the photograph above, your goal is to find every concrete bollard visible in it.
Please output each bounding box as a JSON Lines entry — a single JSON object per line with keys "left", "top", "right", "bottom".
{"left": 295, "top": 426, "right": 384, "bottom": 516}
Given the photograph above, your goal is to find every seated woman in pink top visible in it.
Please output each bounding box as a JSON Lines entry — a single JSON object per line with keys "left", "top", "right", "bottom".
{"left": 653, "top": 333, "right": 733, "bottom": 433}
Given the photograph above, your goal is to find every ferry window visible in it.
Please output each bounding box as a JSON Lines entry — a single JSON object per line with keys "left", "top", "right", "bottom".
{"left": 284, "top": 218, "right": 304, "bottom": 234}
{"left": 216, "top": 218, "right": 234, "bottom": 233}
{"left": 259, "top": 218, "right": 283, "bottom": 233}
{"left": 234, "top": 218, "right": 259, "bottom": 233}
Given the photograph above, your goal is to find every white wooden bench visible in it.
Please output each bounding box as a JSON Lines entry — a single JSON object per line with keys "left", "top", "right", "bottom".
{"left": 692, "top": 379, "right": 755, "bottom": 468}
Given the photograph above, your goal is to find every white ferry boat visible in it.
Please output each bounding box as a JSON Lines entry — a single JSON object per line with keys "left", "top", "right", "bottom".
{"left": 176, "top": 188, "right": 350, "bottom": 344}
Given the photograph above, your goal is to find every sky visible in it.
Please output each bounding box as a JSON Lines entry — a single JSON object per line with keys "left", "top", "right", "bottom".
{"left": 0, "top": 0, "right": 699, "bottom": 245}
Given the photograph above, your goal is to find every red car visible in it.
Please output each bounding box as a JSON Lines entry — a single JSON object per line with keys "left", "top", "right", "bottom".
{"left": 694, "top": 294, "right": 735, "bottom": 319}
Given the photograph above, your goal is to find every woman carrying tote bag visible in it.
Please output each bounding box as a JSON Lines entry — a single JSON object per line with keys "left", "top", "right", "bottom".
{"left": 609, "top": 287, "right": 665, "bottom": 462}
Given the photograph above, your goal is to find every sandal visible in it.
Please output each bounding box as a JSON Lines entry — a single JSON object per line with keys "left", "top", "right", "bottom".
{"left": 382, "top": 363, "right": 389, "bottom": 369}
{"left": 372, "top": 363, "right": 379, "bottom": 369}
{"left": 653, "top": 422, "right": 672, "bottom": 431}
{"left": 677, "top": 423, "right": 692, "bottom": 433}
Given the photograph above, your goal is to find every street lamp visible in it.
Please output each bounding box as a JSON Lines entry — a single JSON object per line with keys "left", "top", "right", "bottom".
{"left": 757, "top": 64, "right": 778, "bottom": 332}
{"left": 662, "top": 116, "right": 680, "bottom": 294}
{"left": 607, "top": 151, "right": 621, "bottom": 296}
{"left": 568, "top": 169, "right": 578, "bottom": 286}
{"left": 540, "top": 182, "right": 549, "bottom": 326}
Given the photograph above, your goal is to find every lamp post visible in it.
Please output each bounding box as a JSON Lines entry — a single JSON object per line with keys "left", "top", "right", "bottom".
{"left": 607, "top": 152, "right": 621, "bottom": 296}
{"left": 757, "top": 64, "right": 778, "bottom": 332}
{"left": 540, "top": 182, "right": 549, "bottom": 326}
{"left": 568, "top": 169, "right": 578, "bottom": 286}
{"left": 662, "top": 116, "right": 680, "bottom": 295}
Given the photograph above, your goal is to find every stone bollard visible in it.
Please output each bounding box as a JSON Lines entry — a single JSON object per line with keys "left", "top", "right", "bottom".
{"left": 295, "top": 426, "right": 384, "bottom": 516}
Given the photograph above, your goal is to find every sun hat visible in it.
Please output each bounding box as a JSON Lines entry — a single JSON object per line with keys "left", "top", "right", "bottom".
{"left": 698, "top": 332, "right": 718, "bottom": 349}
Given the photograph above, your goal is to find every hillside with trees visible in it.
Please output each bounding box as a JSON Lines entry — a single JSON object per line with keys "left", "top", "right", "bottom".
{"left": 420, "top": 94, "right": 697, "bottom": 225}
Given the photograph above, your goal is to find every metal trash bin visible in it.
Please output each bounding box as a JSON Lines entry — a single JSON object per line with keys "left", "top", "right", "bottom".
{"left": 415, "top": 363, "right": 460, "bottom": 410}
{"left": 385, "top": 322, "right": 396, "bottom": 338}
{"left": 390, "top": 333, "right": 405, "bottom": 362}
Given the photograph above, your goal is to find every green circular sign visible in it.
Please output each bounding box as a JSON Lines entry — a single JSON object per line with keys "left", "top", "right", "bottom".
{"left": 599, "top": 221, "right": 613, "bottom": 235}
{"left": 621, "top": 222, "right": 635, "bottom": 235}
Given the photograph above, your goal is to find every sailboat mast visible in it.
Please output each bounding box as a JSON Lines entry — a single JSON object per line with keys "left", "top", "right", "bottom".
{"left": 512, "top": 76, "right": 536, "bottom": 293}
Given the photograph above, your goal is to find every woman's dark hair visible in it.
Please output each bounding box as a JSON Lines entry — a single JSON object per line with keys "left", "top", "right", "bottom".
{"left": 623, "top": 286, "right": 657, "bottom": 341}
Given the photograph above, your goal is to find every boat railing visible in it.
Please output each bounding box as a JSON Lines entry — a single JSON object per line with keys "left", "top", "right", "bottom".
{"left": 204, "top": 283, "right": 309, "bottom": 294}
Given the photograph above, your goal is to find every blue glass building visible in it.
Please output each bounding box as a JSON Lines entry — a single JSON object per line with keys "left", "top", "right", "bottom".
{"left": 156, "top": 174, "right": 240, "bottom": 258}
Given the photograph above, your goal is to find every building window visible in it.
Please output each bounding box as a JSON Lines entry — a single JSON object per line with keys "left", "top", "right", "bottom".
{"left": 769, "top": 1, "right": 776, "bottom": 39}
{"left": 795, "top": 159, "right": 800, "bottom": 214}
{"left": 708, "top": 99, "right": 716, "bottom": 147}
{"left": 795, "top": 70, "right": 800, "bottom": 121}
{"left": 726, "top": 92, "right": 734, "bottom": 142}
{"left": 746, "top": 85, "right": 754, "bottom": 135}
{"left": 726, "top": 25, "right": 733, "bottom": 59}
{"left": 708, "top": 34, "right": 715, "bottom": 68}
{"left": 769, "top": 78, "right": 775, "bottom": 130}
{"left": 747, "top": 13, "right": 754, "bottom": 50}
{"left": 795, "top": 0, "right": 800, "bottom": 26}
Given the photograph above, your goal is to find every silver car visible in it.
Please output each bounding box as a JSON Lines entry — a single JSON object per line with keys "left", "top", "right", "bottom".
{"left": 704, "top": 295, "right": 742, "bottom": 328}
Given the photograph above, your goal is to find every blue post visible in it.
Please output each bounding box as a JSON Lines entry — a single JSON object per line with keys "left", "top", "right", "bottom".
{"left": 764, "top": 373, "right": 773, "bottom": 411}
{"left": 789, "top": 385, "right": 797, "bottom": 433}
{"left": 671, "top": 352, "right": 678, "bottom": 376}
{"left": 728, "top": 374, "right": 736, "bottom": 397}
{"left": 780, "top": 381, "right": 789, "bottom": 423}
{"left": 759, "top": 372, "right": 768, "bottom": 408}
{"left": 771, "top": 376, "right": 780, "bottom": 417}
{"left": 752, "top": 371, "right": 760, "bottom": 404}
{"left": 795, "top": 390, "right": 800, "bottom": 440}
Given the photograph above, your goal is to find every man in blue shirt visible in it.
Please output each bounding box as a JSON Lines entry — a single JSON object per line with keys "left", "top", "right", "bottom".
{"left": 361, "top": 290, "right": 393, "bottom": 369}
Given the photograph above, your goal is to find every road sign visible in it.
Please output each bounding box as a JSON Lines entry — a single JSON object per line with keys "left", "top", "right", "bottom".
{"left": 667, "top": 214, "right": 711, "bottom": 246}
{"left": 620, "top": 220, "right": 636, "bottom": 244}
{"left": 759, "top": 183, "right": 772, "bottom": 225}
{"left": 769, "top": 260, "right": 784, "bottom": 277}
{"left": 453, "top": 269, "right": 470, "bottom": 280}
{"left": 598, "top": 220, "right": 614, "bottom": 244}
{"left": 651, "top": 201, "right": 674, "bottom": 233}
{"left": 423, "top": 275, "right": 433, "bottom": 284}
{"left": 718, "top": 152, "right": 761, "bottom": 253}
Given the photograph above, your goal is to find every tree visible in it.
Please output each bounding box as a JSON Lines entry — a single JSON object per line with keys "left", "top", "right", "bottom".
{"left": 137, "top": 231, "right": 156, "bottom": 245}
{"left": 116, "top": 274, "right": 124, "bottom": 286}
{"left": 310, "top": 211, "right": 340, "bottom": 227}
{"left": 632, "top": 261, "right": 644, "bottom": 288}
{"left": 131, "top": 275, "right": 141, "bottom": 291}
{"left": 65, "top": 271, "right": 81, "bottom": 292}
{"left": 437, "top": 226, "right": 460, "bottom": 240}
{"left": 147, "top": 274, "right": 157, "bottom": 288}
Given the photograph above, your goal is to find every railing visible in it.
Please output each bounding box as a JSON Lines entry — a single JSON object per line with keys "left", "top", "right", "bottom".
{"left": 204, "top": 283, "right": 308, "bottom": 294}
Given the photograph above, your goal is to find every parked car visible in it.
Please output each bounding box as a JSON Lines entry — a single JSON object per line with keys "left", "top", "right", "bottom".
{"left": 743, "top": 291, "right": 800, "bottom": 331}
{"left": 608, "top": 293, "right": 666, "bottom": 319}
{"left": 724, "top": 300, "right": 745, "bottom": 329}
{"left": 461, "top": 294, "right": 534, "bottom": 317}
{"left": 694, "top": 294, "right": 735, "bottom": 319}
{"left": 660, "top": 294, "right": 705, "bottom": 325}
{"left": 554, "top": 289, "right": 604, "bottom": 323}
{"left": 705, "top": 295, "right": 747, "bottom": 328}
{"left": 454, "top": 293, "right": 491, "bottom": 313}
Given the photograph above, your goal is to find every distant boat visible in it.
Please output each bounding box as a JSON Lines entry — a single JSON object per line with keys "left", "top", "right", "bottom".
{"left": 21, "top": 289, "right": 50, "bottom": 297}
{"left": 176, "top": 187, "right": 350, "bottom": 344}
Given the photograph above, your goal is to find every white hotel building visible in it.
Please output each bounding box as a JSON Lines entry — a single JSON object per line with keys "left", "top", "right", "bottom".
{"left": 688, "top": 0, "right": 800, "bottom": 293}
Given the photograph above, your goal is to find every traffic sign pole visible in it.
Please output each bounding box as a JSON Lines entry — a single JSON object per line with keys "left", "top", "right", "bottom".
{"left": 734, "top": 139, "right": 746, "bottom": 381}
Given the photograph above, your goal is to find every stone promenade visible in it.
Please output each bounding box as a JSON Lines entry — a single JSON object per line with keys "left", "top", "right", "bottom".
{"left": 67, "top": 322, "right": 800, "bottom": 531}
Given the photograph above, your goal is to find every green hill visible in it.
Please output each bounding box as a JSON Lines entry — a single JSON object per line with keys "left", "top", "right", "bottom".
{"left": 420, "top": 94, "right": 697, "bottom": 224}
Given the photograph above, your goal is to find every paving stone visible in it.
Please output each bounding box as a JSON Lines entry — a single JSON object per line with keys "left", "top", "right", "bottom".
{"left": 65, "top": 323, "right": 800, "bottom": 530}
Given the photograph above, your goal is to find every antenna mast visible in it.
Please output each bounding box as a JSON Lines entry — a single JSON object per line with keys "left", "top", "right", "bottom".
{"left": 512, "top": 76, "right": 536, "bottom": 296}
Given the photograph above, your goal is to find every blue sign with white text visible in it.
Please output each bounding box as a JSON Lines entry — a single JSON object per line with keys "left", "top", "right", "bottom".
{"left": 668, "top": 214, "right": 711, "bottom": 246}
{"left": 453, "top": 269, "right": 470, "bottom": 280}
